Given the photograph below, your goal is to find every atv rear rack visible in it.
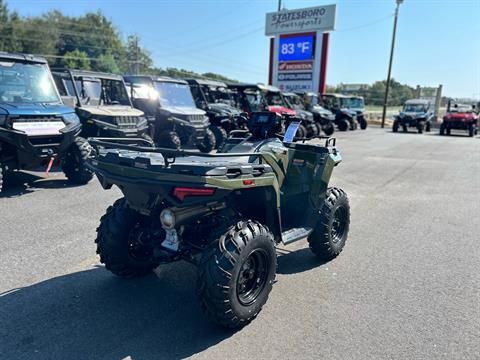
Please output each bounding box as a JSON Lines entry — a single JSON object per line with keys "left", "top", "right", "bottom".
{"left": 88, "top": 137, "right": 269, "bottom": 166}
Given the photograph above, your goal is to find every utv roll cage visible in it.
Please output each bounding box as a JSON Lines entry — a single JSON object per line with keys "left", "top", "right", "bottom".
{"left": 52, "top": 69, "right": 134, "bottom": 108}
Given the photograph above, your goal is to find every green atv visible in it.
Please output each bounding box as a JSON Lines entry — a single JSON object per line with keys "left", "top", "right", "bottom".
{"left": 88, "top": 112, "right": 350, "bottom": 328}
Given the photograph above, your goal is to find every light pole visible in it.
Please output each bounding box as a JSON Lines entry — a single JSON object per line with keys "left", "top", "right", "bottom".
{"left": 278, "top": 0, "right": 282, "bottom": 11}
{"left": 381, "top": 0, "right": 403, "bottom": 128}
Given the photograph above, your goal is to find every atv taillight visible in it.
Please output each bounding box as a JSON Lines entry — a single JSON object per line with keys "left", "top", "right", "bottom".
{"left": 173, "top": 187, "right": 216, "bottom": 201}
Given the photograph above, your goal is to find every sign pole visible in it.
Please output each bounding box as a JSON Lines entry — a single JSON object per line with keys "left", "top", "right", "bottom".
{"left": 381, "top": 0, "right": 403, "bottom": 128}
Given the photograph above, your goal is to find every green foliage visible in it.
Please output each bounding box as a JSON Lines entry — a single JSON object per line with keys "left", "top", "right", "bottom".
{"left": 330, "top": 79, "right": 416, "bottom": 106}
{"left": 60, "top": 49, "right": 91, "bottom": 70}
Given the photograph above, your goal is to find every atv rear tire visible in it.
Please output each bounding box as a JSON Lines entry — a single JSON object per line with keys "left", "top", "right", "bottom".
{"left": 425, "top": 122, "right": 431, "bottom": 132}
{"left": 210, "top": 125, "right": 227, "bottom": 149}
{"left": 308, "top": 188, "right": 350, "bottom": 261}
{"left": 157, "top": 130, "right": 181, "bottom": 149}
{"left": 197, "top": 220, "right": 277, "bottom": 328}
{"left": 197, "top": 128, "right": 216, "bottom": 153}
{"left": 338, "top": 119, "right": 349, "bottom": 132}
{"left": 62, "top": 137, "right": 93, "bottom": 185}
{"left": 322, "top": 122, "right": 335, "bottom": 136}
{"left": 96, "top": 198, "right": 158, "bottom": 278}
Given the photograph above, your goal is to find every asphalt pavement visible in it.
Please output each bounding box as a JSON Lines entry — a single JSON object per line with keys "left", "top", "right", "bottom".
{"left": 1, "top": 126, "right": 479, "bottom": 360}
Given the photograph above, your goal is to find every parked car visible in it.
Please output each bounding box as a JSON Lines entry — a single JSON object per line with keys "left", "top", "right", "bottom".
{"left": 393, "top": 99, "right": 433, "bottom": 134}
{"left": 320, "top": 93, "right": 358, "bottom": 131}
{"left": 185, "top": 78, "right": 248, "bottom": 147}
{"left": 0, "top": 52, "right": 92, "bottom": 193}
{"left": 123, "top": 76, "right": 215, "bottom": 152}
{"left": 52, "top": 69, "right": 150, "bottom": 140}
{"left": 440, "top": 100, "right": 478, "bottom": 137}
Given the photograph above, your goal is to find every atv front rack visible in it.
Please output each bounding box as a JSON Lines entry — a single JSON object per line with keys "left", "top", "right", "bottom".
{"left": 88, "top": 137, "right": 268, "bottom": 167}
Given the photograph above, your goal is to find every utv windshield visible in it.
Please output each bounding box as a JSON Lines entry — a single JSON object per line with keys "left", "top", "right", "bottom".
{"left": 75, "top": 77, "right": 130, "bottom": 106}
{"left": 0, "top": 61, "right": 60, "bottom": 104}
{"left": 202, "top": 86, "right": 233, "bottom": 105}
{"left": 154, "top": 82, "right": 195, "bottom": 107}
{"left": 347, "top": 97, "right": 364, "bottom": 109}
{"left": 264, "top": 92, "right": 285, "bottom": 106}
{"left": 285, "top": 95, "right": 304, "bottom": 110}
{"left": 243, "top": 90, "right": 264, "bottom": 111}
{"left": 404, "top": 104, "right": 427, "bottom": 113}
{"left": 450, "top": 105, "right": 472, "bottom": 113}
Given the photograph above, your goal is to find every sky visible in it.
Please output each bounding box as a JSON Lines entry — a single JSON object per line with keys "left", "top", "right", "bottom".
{"left": 6, "top": 0, "right": 480, "bottom": 98}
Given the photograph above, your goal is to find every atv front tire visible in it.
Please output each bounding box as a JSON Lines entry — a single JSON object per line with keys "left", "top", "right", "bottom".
{"left": 338, "top": 119, "right": 349, "bottom": 132}
{"left": 197, "top": 128, "right": 216, "bottom": 153}
{"left": 62, "top": 137, "right": 93, "bottom": 185}
{"left": 439, "top": 123, "right": 445, "bottom": 136}
{"left": 359, "top": 117, "right": 368, "bottom": 130}
{"left": 469, "top": 125, "right": 475, "bottom": 137}
{"left": 294, "top": 124, "right": 308, "bottom": 140}
{"left": 322, "top": 122, "right": 335, "bottom": 136}
{"left": 308, "top": 188, "right": 350, "bottom": 261}
{"left": 306, "top": 122, "right": 319, "bottom": 138}
{"left": 0, "top": 163, "right": 4, "bottom": 194}
{"left": 197, "top": 220, "right": 277, "bottom": 328}
{"left": 425, "top": 122, "right": 431, "bottom": 132}
{"left": 209, "top": 125, "right": 227, "bottom": 149}
{"left": 392, "top": 121, "right": 399, "bottom": 133}
{"left": 157, "top": 130, "right": 181, "bottom": 149}
{"left": 96, "top": 198, "right": 158, "bottom": 278}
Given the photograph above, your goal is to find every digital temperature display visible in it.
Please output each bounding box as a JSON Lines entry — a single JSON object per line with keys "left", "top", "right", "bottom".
{"left": 278, "top": 34, "right": 315, "bottom": 62}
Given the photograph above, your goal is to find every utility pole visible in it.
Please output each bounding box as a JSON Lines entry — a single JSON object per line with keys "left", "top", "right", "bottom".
{"left": 381, "top": 0, "right": 403, "bottom": 128}
{"left": 278, "top": 0, "right": 282, "bottom": 11}
{"left": 134, "top": 35, "right": 140, "bottom": 75}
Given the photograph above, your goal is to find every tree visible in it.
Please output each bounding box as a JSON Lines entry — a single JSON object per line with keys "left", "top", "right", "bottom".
{"left": 60, "top": 49, "right": 91, "bottom": 70}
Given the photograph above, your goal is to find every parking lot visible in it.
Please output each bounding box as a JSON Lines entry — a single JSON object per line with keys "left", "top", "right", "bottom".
{"left": 1, "top": 127, "right": 479, "bottom": 360}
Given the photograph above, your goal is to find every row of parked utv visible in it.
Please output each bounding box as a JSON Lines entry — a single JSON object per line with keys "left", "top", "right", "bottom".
{"left": 0, "top": 51, "right": 368, "bottom": 194}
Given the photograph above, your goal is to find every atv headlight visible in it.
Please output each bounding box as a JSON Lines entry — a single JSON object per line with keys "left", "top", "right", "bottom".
{"left": 63, "top": 112, "right": 80, "bottom": 125}
{"left": 160, "top": 209, "right": 176, "bottom": 229}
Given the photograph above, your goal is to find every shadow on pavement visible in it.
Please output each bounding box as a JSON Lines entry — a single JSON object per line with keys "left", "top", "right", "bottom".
{"left": 0, "top": 262, "right": 236, "bottom": 360}
{"left": 277, "top": 247, "right": 328, "bottom": 275}
{"left": 0, "top": 169, "right": 81, "bottom": 198}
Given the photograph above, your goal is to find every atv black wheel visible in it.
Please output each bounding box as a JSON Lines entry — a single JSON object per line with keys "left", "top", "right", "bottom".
{"left": 322, "top": 122, "right": 335, "bottom": 136}
{"left": 62, "top": 137, "right": 93, "bottom": 185}
{"left": 469, "top": 125, "right": 475, "bottom": 137}
{"left": 306, "top": 123, "right": 319, "bottom": 138}
{"left": 338, "top": 119, "right": 349, "bottom": 132}
{"left": 392, "top": 121, "right": 399, "bottom": 133}
{"left": 197, "top": 220, "right": 277, "bottom": 328}
{"left": 157, "top": 130, "right": 181, "bottom": 149}
{"left": 209, "top": 125, "right": 227, "bottom": 149}
{"left": 402, "top": 125, "right": 408, "bottom": 132}
{"left": 0, "top": 163, "right": 4, "bottom": 194}
{"left": 425, "top": 122, "right": 431, "bottom": 132}
{"left": 440, "top": 123, "right": 445, "bottom": 136}
{"left": 197, "top": 128, "right": 216, "bottom": 153}
{"left": 417, "top": 123, "right": 424, "bottom": 134}
{"left": 96, "top": 198, "right": 158, "bottom": 278}
{"left": 308, "top": 188, "right": 350, "bottom": 261}
{"left": 446, "top": 128, "right": 451, "bottom": 135}
{"left": 294, "top": 124, "right": 308, "bottom": 140}
{"left": 359, "top": 117, "right": 368, "bottom": 130}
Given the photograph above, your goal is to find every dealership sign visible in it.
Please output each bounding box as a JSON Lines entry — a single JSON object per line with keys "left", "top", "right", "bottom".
{"left": 266, "top": 4, "right": 336, "bottom": 93}
{"left": 265, "top": 5, "right": 336, "bottom": 36}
